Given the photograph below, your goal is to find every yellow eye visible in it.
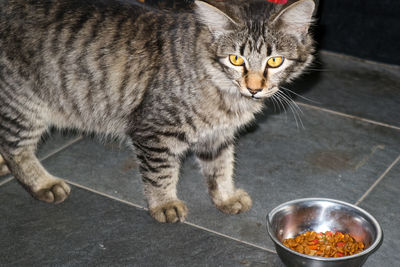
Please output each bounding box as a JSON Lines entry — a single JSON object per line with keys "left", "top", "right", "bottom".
{"left": 229, "top": 55, "right": 245, "bottom": 66}
{"left": 267, "top": 56, "right": 284, "bottom": 68}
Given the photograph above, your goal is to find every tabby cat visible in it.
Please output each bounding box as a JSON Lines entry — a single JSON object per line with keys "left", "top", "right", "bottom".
{"left": 0, "top": 0, "right": 315, "bottom": 223}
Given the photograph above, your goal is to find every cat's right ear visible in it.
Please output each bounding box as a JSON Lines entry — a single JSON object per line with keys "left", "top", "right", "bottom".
{"left": 194, "top": 1, "right": 236, "bottom": 37}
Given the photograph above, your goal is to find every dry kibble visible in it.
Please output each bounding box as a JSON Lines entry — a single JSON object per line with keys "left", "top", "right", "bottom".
{"left": 282, "top": 231, "right": 365, "bottom": 258}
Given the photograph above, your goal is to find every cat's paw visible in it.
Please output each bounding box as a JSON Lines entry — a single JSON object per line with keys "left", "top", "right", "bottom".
{"left": 33, "top": 179, "right": 71, "bottom": 204}
{"left": 0, "top": 164, "right": 10, "bottom": 176}
{"left": 0, "top": 156, "right": 10, "bottom": 176}
{"left": 149, "top": 200, "right": 188, "bottom": 223}
{"left": 215, "top": 189, "right": 252, "bottom": 214}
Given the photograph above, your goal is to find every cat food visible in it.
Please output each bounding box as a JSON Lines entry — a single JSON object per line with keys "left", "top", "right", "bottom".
{"left": 282, "top": 231, "right": 365, "bottom": 257}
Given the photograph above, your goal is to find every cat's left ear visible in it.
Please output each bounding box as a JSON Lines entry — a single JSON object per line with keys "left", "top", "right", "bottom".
{"left": 272, "top": 0, "right": 315, "bottom": 39}
{"left": 194, "top": 1, "right": 236, "bottom": 37}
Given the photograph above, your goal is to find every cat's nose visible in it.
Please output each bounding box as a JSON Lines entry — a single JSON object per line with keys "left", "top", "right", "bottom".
{"left": 246, "top": 73, "right": 264, "bottom": 95}
{"left": 247, "top": 88, "right": 263, "bottom": 95}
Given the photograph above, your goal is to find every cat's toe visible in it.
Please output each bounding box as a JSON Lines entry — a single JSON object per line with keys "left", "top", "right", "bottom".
{"left": 0, "top": 156, "right": 10, "bottom": 176}
{"left": 216, "top": 189, "right": 252, "bottom": 214}
{"left": 34, "top": 179, "right": 71, "bottom": 204}
{"left": 149, "top": 200, "right": 188, "bottom": 223}
{"left": 0, "top": 164, "right": 10, "bottom": 176}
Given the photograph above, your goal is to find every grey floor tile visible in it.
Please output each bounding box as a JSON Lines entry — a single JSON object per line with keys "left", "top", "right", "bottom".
{"left": 38, "top": 106, "right": 400, "bottom": 251}
{"left": 286, "top": 53, "right": 400, "bottom": 127}
{"left": 180, "top": 108, "right": 400, "bottom": 250}
{"left": 0, "top": 180, "right": 283, "bottom": 267}
{"left": 43, "top": 138, "right": 147, "bottom": 206}
{"left": 37, "top": 130, "right": 81, "bottom": 159}
{"left": 359, "top": 158, "right": 400, "bottom": 267}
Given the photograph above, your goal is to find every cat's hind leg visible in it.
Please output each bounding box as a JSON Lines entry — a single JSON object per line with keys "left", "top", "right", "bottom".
{"left": 0, "top": 102, "right": 70, "bottom": 203}
{"left": 196, "top": 144, "right": 252, "bottom": 214}
{"left": 2, "top": 147, "right": 71, "bottom": 203}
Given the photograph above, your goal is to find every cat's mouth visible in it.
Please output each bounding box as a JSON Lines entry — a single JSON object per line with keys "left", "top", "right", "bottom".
{"left": 251, "top": 95, "right": 263, "bottom": 100}
{"left": 240, "top": 87, "right": 278, "bottom": 100}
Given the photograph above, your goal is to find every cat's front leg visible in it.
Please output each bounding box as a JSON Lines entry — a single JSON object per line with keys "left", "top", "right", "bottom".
{"left": 196, "top": 144, "right": 252, "bottom": 214}
{"left": 134, "top": 143, "right": 187, "bottom": 223}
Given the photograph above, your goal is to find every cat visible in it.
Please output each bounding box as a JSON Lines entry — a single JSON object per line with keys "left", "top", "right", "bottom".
{"left": 0, "top": 0, "right": 315, "bottom": 223}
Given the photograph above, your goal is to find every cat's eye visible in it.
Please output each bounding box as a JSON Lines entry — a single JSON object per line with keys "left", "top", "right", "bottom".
{"left": 229, "top": 55, "right": 245, "bottom": 66}
{"left": 267, "top": 56, "right": 284, "bottom": 68}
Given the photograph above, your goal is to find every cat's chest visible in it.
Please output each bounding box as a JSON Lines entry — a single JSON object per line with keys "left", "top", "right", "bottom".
{"left": 190, "top": 113, "right": 253, "bottom": 146}
{"left": 190, "top": 99, "right": 261, "bottom": 144}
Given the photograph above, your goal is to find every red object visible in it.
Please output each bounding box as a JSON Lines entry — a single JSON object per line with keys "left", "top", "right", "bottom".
{"left": 312, "top": 239, "right": 319, "bottom": 244}
{"left": 326, "top": 231, "right": 333, "bottom": 236}
{"left": 337, "top": 242, "right": 346, "bottom": 247}
{"left": 267, "top": 0, "right": 288, "bottom": 4}
{"left": 336, "top": 252, "right": 345, "bottom": 257}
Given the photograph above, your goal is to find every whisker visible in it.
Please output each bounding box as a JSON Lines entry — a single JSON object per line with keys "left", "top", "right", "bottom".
{"left": 277, "top": 91, "right": 305, "bottom": 129}
{"left": 305, "top": 68, "right": 333, "bottom": 72}
{"left": 286, "top": 69, "right": 332, "bottom": 73}
{"left": 276, "top": 91, "right": 299, "bottom": 128}
{"left": 280, "top": 86, "right": 320, "bottom": 104}
{"left": 274, "top": 93, "right": 288, "bottom": 120}
{"left": 269, "top": 96, "right": 278, "bottom": 113}
{"left": 280, "top": 92, "right": 304, "bottom": 116}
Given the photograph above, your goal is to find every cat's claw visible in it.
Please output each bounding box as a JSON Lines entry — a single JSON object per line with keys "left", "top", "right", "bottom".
{"left": 33, "top": 179, "right": 71, "bottom": 204}
{"left": 216, "top": 189, "right": 252, "bottom": 214}
{"left": 150, "top": 200, "right": 188, "bottom": 223}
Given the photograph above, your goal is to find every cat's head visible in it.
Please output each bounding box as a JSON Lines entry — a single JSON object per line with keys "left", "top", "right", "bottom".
{"left": 194, "top": 0, "right": 315, "bottom": 99}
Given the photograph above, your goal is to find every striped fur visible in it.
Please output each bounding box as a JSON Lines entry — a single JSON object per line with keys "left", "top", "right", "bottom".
{"left": 0, "top": 0, "right": 315, "bottom": 223}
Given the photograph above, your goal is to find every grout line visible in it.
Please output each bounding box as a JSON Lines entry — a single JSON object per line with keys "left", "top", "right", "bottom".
{"left": 66, "top": 180, "right": 147, "bottom": 211}
{"left": 67, "top": 179, "right": 277, "bottom": 254}
{"left": 354, "top": 145, "right": 385, "bottom": 171}
{"left": 297, "top": 102, "right": 400, "bottom": 131}
{"left": 39, "top": 135, "right": 83, "bottom": 161}
{"left": 0, "top": 176, "right": 14, "bottom": 187}
{"left": 319, "top": 50, "right": 400, "bottom": 70}
{"left": 0, "top": 136, "right": 83, "bottom": 189}
{"left": 183, "top": 221, "right": 277, "bottom": 254}
{"left": 355, "top": 155, "right": 400, "bottom": 206}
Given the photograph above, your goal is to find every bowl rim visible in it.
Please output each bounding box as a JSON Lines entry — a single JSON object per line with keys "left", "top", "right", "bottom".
{"left": 266, "top": 198, "right": 383, "bottom": 262}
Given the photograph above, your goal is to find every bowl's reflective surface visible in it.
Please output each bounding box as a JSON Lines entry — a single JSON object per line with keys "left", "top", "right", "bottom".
{"left": 267, "top": 198, "right": 383, "bottom": 267}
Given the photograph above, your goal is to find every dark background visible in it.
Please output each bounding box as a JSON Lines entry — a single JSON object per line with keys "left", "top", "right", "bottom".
{"left": 316, "top": 0, "right": 400, "bottom": 65}
{"left": 140, "top": 0, "right": 400, "bottom": 66}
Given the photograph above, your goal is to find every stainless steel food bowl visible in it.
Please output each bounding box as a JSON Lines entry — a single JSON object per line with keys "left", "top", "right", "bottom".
{"left": 267, "top": 198, "right": 383, "bottom": 267}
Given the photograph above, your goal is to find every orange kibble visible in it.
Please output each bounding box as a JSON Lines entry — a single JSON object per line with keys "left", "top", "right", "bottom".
{"left": 296, "top": 245, "right": 304, "bottom": 253}
{"left": 283, "top": 231, "right": 365, "bottom": 258}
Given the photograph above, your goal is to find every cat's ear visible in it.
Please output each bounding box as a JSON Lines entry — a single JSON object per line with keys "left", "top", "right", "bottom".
{"left": 272, "top": 0, "right": 315, "bottom": 38}
{"left": 194, "top": 1, "right": 236, "bottom": 37}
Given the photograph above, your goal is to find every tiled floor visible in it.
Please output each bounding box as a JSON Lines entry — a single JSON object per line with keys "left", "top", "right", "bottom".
{"left": 1, "top": 52, "right": 399, "bottom": 266}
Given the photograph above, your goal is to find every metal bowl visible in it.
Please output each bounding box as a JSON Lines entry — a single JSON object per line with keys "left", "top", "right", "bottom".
{"left": 267, "top": 198, "right": 383, "bottom": 267}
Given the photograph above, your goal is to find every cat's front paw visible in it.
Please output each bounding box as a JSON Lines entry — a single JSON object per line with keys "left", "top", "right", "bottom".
{"left": 215, "top": 189, "right": 252, "bottom": 214}
{"left": 0, "top": 156, "right": 10, "bottom": 176}
{"left": 149, "top": 200, "right": 188, "bottom": 223}
{"left": 0, "top": 164, "right": 10, "bottom": 176}
{"left": 33, "top": 179, "right": 71, "bottom": 204}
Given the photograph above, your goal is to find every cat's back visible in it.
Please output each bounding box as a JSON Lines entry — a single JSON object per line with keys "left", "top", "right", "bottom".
{"left": 0, "top": 0, "right": 151, "bottom": 20}
{"left": 0, "top": 0, "right": 177, "bottom": 133}
{"left": 0, "top": 0, "right": 156, "bottom": 40}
